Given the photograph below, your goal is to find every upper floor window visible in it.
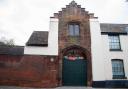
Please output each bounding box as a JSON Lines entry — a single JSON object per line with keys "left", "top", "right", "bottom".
{"left": 108, "top": 35, "right": 121, "bottom": 51}
{"left": 111, "top": 59, "right": 125, "bottom": 79}
{"left": 68, "top": 23, "right": 80, "bottom": 36}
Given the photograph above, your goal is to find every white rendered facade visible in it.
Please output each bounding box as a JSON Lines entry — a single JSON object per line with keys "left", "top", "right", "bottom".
{"left": 90, "top": 18, "right": 128, "bottom": 82}
{"left": 24, "top": 18, "right": 59, "bottom": 55}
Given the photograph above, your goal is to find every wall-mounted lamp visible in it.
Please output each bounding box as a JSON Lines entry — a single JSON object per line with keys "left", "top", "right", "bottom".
{"left": 50, "top": 57, "right": 54, "bottom": 62}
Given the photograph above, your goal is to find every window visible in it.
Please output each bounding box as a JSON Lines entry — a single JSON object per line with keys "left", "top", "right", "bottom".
{"left": 68, "top": 23, "right": 80, "bottom": 36}
{"left": 112, "top": 59, "right": 125, "bottom": 79}
{"left": 125, "top": 27, "right": 128, "bottom": 33}
{"left": 108, "top": 35, "right": 121, "bottom": 50}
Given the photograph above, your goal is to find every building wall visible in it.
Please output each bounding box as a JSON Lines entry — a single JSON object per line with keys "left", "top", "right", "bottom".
{"left": 90, "top": 18, "right": 128, "bottom": 87}
{"left": 54, "top": 3, "right": 93, "bottom": 86}
{"left": 0, "top": 18, "right": 59, "bottom": 88}
{"left": 1, "top": 1, "right": 128, "bottom": 88}
{"left": 89, "top": 18, "right": 105, "bottom": 81}
{"left": 101, "top": 34, "right": 128, "bottom": 80}
{"left": 90, "top": 18, "right": 128, "bottom": 81}
{"left": 24, "top": 18, "right": 58, "bottom": 56}
{"left": 0, "top": 55, "right": 58, "bottom": 87}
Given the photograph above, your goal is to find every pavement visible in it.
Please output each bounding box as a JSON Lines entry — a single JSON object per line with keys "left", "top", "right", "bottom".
{"left": 0, "top": 86, "right": 127, "bottom": 89}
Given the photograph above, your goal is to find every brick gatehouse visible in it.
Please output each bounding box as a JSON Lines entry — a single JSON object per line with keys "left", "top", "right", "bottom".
{"left": 0, "top": 1, "right": 128, "bottom": 88}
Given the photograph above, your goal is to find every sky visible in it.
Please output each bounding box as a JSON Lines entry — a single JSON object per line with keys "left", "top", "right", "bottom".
{"left": 0, "top": 0, "right": 128, "bottom": 46}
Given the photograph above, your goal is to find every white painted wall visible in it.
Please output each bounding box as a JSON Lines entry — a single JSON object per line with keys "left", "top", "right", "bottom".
{"left": 101, "top": 34, "right": 128, "bottom": 80}
{"left": 90, "top": 18, "right": 105, "bottom": 81}
{"left": 90, "top": 18, "right": 128, "bottom": 81}
{"left": 24, "top": 18, "right": 58, "bottom": 55}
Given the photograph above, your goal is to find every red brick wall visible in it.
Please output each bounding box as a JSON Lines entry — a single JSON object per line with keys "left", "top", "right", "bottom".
{"left": 0, "top": 55, "right": 59, "bottom": 87}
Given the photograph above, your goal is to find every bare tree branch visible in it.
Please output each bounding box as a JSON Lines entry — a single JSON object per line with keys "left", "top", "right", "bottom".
{"left": 0, "top": 37, "right": 15, "bottom": 46}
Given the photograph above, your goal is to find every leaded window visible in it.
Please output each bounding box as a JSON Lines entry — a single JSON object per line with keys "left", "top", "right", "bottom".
{"left": 68, "top": 23, "right": 80, "bottom": 36}
{"left": 112, "top": 59, "right": 125, "bottom": 79}
{"left": 109, "top": 35, "right": 121, "bottom": 50}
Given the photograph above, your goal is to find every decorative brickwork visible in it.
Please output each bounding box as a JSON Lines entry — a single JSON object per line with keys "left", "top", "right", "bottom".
{"left": 51, "top": 1, "right": 96, "bottom": 86}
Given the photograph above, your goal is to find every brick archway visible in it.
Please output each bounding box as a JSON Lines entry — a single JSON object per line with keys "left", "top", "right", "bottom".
{"left": 58, "top": 45, "right": 92, "bottom": 86}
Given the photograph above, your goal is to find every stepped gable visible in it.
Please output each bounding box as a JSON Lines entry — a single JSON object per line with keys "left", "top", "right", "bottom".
{"left": 51, "top": 1, "right": 97, "bottom": 19}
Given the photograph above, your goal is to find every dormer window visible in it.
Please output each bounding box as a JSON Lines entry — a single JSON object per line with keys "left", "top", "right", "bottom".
{"left": 68, "top": 23, "right": 80, "bottom": 36}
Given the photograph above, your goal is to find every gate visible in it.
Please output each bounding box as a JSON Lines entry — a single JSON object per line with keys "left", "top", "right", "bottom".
{"left": 62, "top": 57, "right": 87, "bottom": 86}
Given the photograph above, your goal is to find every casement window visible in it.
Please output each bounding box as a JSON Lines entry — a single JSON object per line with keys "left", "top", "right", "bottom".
{"left": 68, "top": 23, "right": 80, "bottom": 36}
{"left": 111, "top": 59, "right": 125, "bottom": 79}
{"left": 108, "top": 35, "right": 121, "bottom": 51}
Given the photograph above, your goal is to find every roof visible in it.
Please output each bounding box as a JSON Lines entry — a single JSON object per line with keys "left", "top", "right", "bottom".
{"left": 100, "top": 23, "right": 128, "bottom": 34}
{"left": 26, "top": 31, "right": 48, "bottom": 46}
{"left": 0, "top": 46, "right": 24, "bottom": 55}
{"left": 0, "top": 42, "right": 5, "bottom": 46}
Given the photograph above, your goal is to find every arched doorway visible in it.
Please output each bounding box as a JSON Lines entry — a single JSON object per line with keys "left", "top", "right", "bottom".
{"left": 62, "top": 46, "right": 87, "bottom": 86}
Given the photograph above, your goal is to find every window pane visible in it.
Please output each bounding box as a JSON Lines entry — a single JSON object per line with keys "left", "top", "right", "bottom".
{"left": 109, "top": 35, "right": 121, "bottom": 50}
{"left": 69, "top": 25, "right": 74, "bottom": 36}
{"left": 68, "top": 23, "right": 79, "bottom": 36}
{"left": 112, "top": 60, "right": 125, "bottom": 79}
{"left": 74, "top": 25, "right": 79, "bottom": 36}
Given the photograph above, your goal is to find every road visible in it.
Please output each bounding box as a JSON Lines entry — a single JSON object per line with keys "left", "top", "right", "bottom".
{"left": 0, "top": 86, "right": 126, "bottom": 89}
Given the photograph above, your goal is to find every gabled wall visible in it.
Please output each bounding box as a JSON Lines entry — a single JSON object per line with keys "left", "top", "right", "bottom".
{"left": 24, "top": 18, "right": 58, "bottom": 56}
{"left": 51, "top": 1, "right": 96, "bottom": 86}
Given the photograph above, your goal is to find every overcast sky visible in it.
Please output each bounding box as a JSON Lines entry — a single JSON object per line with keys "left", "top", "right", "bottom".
{"left": 0, "top": 0, "right": 128, "bottom": 46}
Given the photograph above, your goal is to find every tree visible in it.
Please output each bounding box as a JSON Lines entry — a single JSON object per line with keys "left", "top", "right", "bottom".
{"left": 6, "top": 39, "right": 15, "bottom": 46}
{"left": 0, "top": 37, "right": 15, "bottom": 46}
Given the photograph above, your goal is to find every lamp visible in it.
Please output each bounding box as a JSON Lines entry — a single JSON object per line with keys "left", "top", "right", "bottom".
{"left": 50, "top": 57, "right": 54, "bottom": 62}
